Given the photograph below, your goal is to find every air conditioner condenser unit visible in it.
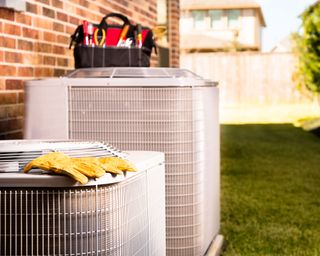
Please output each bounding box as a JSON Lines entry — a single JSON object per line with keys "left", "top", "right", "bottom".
{"left": 25, "top": 67, "right": 220, "bottom": 256}
{"left": 0, "top": 140, "right": 165, "bottom": 256}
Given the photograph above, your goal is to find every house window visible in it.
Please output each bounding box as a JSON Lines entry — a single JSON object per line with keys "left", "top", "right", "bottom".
{"left": 227, "top": 9, "right": 240, "bottom": 29}
{"left": 192, "top": 10, "right": 206, "bottom": 29}
{"left": 209, "top": 10, "right": 223, "bottom": 29}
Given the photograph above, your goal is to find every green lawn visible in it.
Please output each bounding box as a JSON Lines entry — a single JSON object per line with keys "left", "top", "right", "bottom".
{"left": 221, "top": 124, "right": 320, "bottom": 256}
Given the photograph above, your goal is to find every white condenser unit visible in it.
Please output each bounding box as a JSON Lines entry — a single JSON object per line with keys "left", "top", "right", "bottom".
{"left": 0, "top": 140, "right": 165, "bottom": 256}
{"left": 25, "top": 67, "right": 220, "bottom": 256}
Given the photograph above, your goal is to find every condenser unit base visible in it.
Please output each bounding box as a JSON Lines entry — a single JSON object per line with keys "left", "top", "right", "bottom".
{"left": 205, "top": 235, "right": 224, "bottom": 256}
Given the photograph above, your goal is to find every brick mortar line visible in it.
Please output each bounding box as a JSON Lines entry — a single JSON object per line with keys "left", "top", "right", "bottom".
{"left": 1, "top": 16, "right": 72, "bottom": 37}
{"left": 0, "top": 49, "right": 74, "bottom": 61}
{"left": 0, "top": 132, "right": 23, "bottom": 136}
{"left": 0, "top": 112, "right": 23, "bottom": 116}
{"left": 0, "top": 66, "right": 74, "bottom": 71}
{"left": 0, "top": 115, "right": 24, "bottom": 118}
{"left": 0, "top": 58, "right": 73, "bottom": 64}
{"left": 0, "top": 61, "right": 74, "bottom": 68}
{"left": 0, "top": 129, "right": 23, "bottom": 135}
{"left": 0, "top": 33, "right": 73, "bottom": 49}
{"left": 0, "top": 47, "right": 74, "bottom": 57}
{"left": 0, "top": 71, "right": 73, "bottom": 79}
{"left": 0, "top": 76, "right": 31, "bottom": 80}
{"left": 0, "top": 89, "right": 22, "bottom": 92}
{"left": 0, "top": 114, "right": 23, "bottom": 117}
{"left": 0, "top": 75, "right": 72, "bottom": 80}
{"left": 0, "top": 75, "right": 67, "bottom": 80}
{"left": 0, "top": 128, "right": 23, "bottom": 132}
{"left": 0, "top": 101, "right": 24, "bottom": 103}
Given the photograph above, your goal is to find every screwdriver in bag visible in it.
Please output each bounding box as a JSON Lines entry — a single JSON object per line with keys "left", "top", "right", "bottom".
{"left": 117, "top": 24, "right": 130, "bottom": 47}
{"left": 136, "top": 24, "right": 142, "bottom": 48}
{"left": 88, "top": 23, "right": 94, "bottom": 46}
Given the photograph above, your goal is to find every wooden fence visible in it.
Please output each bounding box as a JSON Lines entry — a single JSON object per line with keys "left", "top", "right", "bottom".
{"left": 180, "top": 52, "right": 315, "bottom": 107}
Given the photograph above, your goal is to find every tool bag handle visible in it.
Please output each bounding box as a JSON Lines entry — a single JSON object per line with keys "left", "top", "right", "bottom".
{"left": 99, "top": 12, "right": 131, "bottom": 28}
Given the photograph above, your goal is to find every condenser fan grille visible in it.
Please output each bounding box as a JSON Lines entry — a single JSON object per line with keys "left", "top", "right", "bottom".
{"left": 0, "top": 141, "right": 126, "bottom": 173}
{"left": 66, "top": 67, "right": 202, "bottom": 79}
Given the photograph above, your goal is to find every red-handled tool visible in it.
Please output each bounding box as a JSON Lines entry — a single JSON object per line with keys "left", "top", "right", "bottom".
{"left": 83, "top": 20, "right": 89, "bottom": 45}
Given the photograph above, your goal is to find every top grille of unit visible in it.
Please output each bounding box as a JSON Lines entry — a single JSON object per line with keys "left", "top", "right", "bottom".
{"left": 63, "top": 68, "right": 218, "bottom": 87}
{"left": 66, "top": 67, "right": 202, "bottom": 79}
{"left": 0, "top": 140, "right": 126, "bottom": 173}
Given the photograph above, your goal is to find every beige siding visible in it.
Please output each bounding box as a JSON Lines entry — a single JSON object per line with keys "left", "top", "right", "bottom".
{"left": 180, "top": 8, "right": 261, "bottom": 51}
{"left": 239, "top": 9, "right": 256, "bottom": 47}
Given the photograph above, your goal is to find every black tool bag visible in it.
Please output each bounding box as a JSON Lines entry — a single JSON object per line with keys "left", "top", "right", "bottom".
{"left": 70, "top": 13, "right": 156, "bottom": 68}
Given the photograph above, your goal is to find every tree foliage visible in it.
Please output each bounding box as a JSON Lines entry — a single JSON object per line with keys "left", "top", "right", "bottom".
{"left": 293, "top": 1, "right": 320, "bottom": 93}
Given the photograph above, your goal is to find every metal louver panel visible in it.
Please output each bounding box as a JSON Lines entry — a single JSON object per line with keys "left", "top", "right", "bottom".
{"left": 0, "top": 141, "right": 126, "bottom": 173}
{"left": 69, "top": 86, "right": 219, "bottom": 256}
{"left": 0, "top": 174, "right": 151, "bottom": 256}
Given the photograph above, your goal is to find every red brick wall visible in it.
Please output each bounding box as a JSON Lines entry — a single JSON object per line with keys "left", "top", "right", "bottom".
{"left": 0, "top": 0, "right": 180, "bottom": 139}
{"left": 168, "top": 0, "right": 180, "bottom": 67}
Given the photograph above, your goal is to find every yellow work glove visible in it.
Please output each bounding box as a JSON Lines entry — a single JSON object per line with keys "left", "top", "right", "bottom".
{"left": 24, "top": 153, "right": 137, "bottom": 184}
{"left": 24, "top": 152, "right": 89, "bottom": 184}
{"left": 71, "top": 157, "right": 105, "bottom": 178}
{"left": 99, "top": 157, "right": 137, "bottom": 174}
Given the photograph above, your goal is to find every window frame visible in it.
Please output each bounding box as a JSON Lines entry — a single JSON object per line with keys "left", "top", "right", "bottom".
{"left": 189, "top": 8, "right": 242, "bottom": 30}
{"left": 208, "top": 10, "right": 224, "bottom": 29}
{"left": 191, "top": 10, "right": 207, "bottom": 30}
{"left": 227, "top": 9, "right": 241, "bottom": 29}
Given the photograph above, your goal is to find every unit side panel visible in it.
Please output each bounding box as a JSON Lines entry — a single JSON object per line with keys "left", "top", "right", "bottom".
{"left": 24, "top": 82, "right": 68, "bottom": 140}
{"left": 68, "top": 86, "right": 219, "bottom": 256}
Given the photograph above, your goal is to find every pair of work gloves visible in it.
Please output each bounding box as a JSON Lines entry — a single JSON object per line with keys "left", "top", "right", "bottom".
{"left": 24, "top": 152, "right": 136, "bottom": 184}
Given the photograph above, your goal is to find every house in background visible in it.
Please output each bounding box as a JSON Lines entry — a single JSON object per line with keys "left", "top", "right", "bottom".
{"left": 180, "top": 0, "right": 266, "bottom": 52}
{"left": 270, "top": 35, "right": 293, "bottom": 53}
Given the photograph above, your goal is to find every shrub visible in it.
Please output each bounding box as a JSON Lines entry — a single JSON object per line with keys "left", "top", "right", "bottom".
{"left": 293, "top": 2, "right": 320, "bottom": 93}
